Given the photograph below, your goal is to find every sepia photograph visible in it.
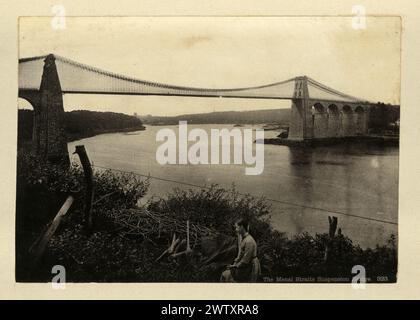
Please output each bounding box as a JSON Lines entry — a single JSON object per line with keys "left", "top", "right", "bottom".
{"left": 16, "top": 16, "right": 400, "bottom": 284}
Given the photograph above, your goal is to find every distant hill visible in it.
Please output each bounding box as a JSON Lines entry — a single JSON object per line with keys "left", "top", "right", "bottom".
{"left": 139, "top": 108, "right": 291, "bottom": 125}
{"left": 18, "top": 109, "right": 145, "bottom": 143}
{"left": 65, "top": 110, "right": 145, "bottom": 140}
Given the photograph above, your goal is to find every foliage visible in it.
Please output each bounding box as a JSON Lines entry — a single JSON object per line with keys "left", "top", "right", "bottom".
{"left": 17, "top": 109, "right": 145, "bottom": 145}
{"left": 64, "top": 110, "right": 144, "bottom": 140}
{"left": 368, "top": 103, "right": 400, "bottom": 134}
{"left": 148, "top": 185, "right": 271, "bottom": 236}
{"left": 15, "top": 152, "right": 149, "bottom": 281}
{"left": 48, "top": 185, "right": 397, "bottom": 282}
{"left": 16, "top": 153, "right": 397, "bottom": 283}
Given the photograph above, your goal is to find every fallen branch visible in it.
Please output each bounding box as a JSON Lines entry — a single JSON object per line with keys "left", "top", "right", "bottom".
{"left": 29, "top": 195, "right": 74, "bottom": 267}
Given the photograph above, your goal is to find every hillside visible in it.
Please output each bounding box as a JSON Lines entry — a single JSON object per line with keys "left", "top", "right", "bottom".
{"left": 139, "top": 108, "right": 291, "bottom": 125}
{"left": 18, "top": 109, "right": 145, "bottom": 143}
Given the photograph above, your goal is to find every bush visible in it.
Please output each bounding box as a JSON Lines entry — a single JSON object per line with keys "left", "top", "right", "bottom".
{"left": 147, "top": 185, "right": 272, "bottom": 236}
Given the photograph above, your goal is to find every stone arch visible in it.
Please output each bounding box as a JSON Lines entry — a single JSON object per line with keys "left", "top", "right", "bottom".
{"left": 18, "top": 90, "right": 40, "bottom": 110}
{"left": 327, "top": 104, "right": 340, "bottom": 137}
{"left": 355, "top": 106, "right": 366, "bottom": 135}
{"left": 311, "top": 102, "right": 328, "bottom": 138}
{"left": 341, "top": 105, "right": 355, "bottom": 137}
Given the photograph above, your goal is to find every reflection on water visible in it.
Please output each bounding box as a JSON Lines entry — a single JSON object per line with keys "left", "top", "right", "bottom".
{"left": 68, "top": 124, "right": 398, "bottom": 248}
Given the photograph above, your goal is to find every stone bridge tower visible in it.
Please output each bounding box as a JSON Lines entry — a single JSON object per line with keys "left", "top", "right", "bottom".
{"left": 19, "top": 55, "right": 69, "bottom": 166}
{"left": 289, "top": 76, "right": 311, "bottom": 140}
{"left": 288, "top": 76, "right": 370, "bottom": 140}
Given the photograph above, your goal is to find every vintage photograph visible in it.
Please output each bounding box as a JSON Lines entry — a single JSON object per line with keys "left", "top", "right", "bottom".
{"left": 16, "top": 16, "right": 399, "bottom": 283}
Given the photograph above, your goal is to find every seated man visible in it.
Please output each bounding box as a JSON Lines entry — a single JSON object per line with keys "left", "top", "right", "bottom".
{"left": 220, "top": 218, "right": 260, "bottom": 282}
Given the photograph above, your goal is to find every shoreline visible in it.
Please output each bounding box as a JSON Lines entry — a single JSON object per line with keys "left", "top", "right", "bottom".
{"left": 66, "top": 125, "right": 146, "bottom": 142}
{"left": 264, "top": 135, "right": 399, "bottom": 147}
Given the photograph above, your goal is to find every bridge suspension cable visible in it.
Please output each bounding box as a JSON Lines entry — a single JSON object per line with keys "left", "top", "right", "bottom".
{"left": 306, "top": 76, "right": 365, "bottom": 102}
{"left": 19, "top": 54, "right": 370, "bottom": 103}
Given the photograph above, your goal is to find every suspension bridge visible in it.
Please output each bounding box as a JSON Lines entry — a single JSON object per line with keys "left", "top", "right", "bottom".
{"left": 19, "top": 54, "right": 372, "bottom": 164}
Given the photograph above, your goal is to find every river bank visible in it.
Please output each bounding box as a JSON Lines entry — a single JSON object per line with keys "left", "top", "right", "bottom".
{"left": 67, "top": 125, "right": 145, "bottom": 142}
{"left": 264, "top": 135, "right": 399, "bottom": 147}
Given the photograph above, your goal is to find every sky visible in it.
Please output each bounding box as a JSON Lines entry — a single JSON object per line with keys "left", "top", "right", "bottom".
{"left": 19, "top": 16, "right": 401, "bottom": 116}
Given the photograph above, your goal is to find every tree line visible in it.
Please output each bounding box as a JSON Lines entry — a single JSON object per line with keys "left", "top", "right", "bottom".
{"left": 18, "top": 109, "right": 145, "bottom": 142}
{"left": 139, "top": 108, "right": 291, "bottom": 125}
{"left": 368, "top": 103, "right": 400, "bottom": 133}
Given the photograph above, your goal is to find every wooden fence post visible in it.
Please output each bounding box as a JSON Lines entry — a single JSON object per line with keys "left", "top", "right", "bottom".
{"left": 73, "top": 145, "right": 94, "bottom": 233}
{"left": 324, "top": 216, "right": 338, "bottom": 263}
